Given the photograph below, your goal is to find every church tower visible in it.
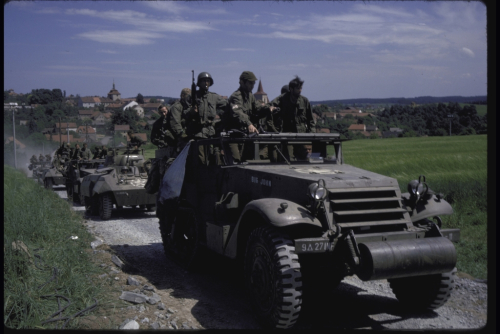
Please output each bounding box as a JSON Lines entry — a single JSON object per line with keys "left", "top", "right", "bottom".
{"left": 107, "top": 80, "right": 121, "bottom": 101}
{"left": 254, "top": 79, "right": 269, "bottom": 104}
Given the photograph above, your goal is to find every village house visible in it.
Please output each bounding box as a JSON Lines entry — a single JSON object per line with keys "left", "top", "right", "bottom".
{"left": 55, "top": 122, "right": 78, "bottom": 133}
{"left": 4, "top": 136, "right": 26, "bottom": 150}
{"left": 78, "top": 110, "right": 94, "bottom": 120}
{"left": 77, "top": 125, "right": 97, "bottom": 142}
{"left": 114, "top": 124, "right": 130, "bottom": 138}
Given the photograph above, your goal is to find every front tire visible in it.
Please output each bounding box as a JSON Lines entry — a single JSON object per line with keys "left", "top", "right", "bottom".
{"left": 99, "top": 193, "right": 113, "bottom": 220}
{"left": 158, "top": 205, "right": 200, "bottom": 270}
{"left": 244, "top": 226, "right": 302, "bottom": 329}
{"left": 388, "top": 267, "right": 457, "bottom": 310}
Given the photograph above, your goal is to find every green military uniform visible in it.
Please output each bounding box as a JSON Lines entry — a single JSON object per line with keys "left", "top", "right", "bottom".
{"left": 71, "top": 146, "right": 81, "bottom": 160}
{"left": 185, "top": 90, "right": 227, "bottom": 139}
{"left": 268, "top": 92, "right": 316, "bottom": 161}
{"left": 39, "top": 154, "right": 45, "bottom": 162}
{"left": 228, "top": 86, "right": 272, "bottom": 161}
{"left": 30, "top": 155, "right": 38, "bottom": 164}
{"left": 270, "top": 92, "right": 316, "bottom": 133}
{"left": 80, "top": 147, "right": 92, "bottom": 160}
{"left": 166, "top": 99, "right": 190, "bottom": 156}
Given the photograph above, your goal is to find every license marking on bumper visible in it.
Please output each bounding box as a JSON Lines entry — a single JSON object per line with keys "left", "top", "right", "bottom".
{"left": 295, "top": 239, "right": 335, "bottom": 253}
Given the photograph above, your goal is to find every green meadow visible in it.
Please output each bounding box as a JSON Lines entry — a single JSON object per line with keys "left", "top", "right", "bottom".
{"left": 342, "top": 135, "right": 487, "bottom": 279}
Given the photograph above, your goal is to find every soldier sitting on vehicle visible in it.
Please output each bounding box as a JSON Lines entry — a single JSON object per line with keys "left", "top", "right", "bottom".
{"left": 92, "top": 146, "right": 102, "bottom": 159}
{"left": 99, "top": 146, "right": 108, "bottom": 159}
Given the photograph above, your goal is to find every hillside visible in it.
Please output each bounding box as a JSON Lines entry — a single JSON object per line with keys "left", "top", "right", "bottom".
{"left": 312, "top": 95, "right": 487, "bottom": 107}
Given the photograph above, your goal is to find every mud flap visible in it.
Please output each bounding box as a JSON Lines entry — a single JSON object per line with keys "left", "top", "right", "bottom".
{"left": 158, "top": 141, "right": 192, "bottom": 204}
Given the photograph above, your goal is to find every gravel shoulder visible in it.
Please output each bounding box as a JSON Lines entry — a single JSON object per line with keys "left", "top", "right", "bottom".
{"left": 55, "top": 187, "right": 489, "bottom": 330}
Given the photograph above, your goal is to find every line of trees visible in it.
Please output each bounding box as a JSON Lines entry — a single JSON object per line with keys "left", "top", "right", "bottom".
{"left": 313, "top": 102, "right": 487, "bottom": 139}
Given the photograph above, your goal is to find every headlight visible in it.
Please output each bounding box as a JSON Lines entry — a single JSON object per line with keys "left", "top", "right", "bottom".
{"left": 407, "top": 175, "right": 428, "bottom": 200}
{"left": 308, "top": 179, "right": 328, "bottom": 200}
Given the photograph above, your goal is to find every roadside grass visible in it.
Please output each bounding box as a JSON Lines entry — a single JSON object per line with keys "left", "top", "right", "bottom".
{"left": 342, "top": 135, "right": 487, "bottom": 279}
{"left": 3, "top": 166, "right": 123, "bottom": 329}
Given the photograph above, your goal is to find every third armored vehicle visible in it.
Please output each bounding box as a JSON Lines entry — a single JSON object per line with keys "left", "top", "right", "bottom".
{"left": 80, "top": 147, "right": 156, "bottom": 220}
{"left": 155, "top": 132, "right": 460, "bottom": 329}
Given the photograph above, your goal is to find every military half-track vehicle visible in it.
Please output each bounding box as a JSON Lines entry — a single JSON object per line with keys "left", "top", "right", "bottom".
{"left": 155, "top": 133, "right": 460, "bottom": 329}
{"left": 80, "top": 148, "right": 156, "bottom": 220}
{"left": 65, "top": 158, "right": 106, "bottom": 204}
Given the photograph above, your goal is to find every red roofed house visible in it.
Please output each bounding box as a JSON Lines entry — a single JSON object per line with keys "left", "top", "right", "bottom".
{"left": 55, "top": 122, "right": 78, "bottom": 133}
{"left": 78, "top": 110, "right": 94, "bottom": 120}
{"left": 348, "top": 124, "right": 366, "bottom": 132}
{"left": 115, "top": 124, "right": 130, "bottom": 138}
{"left": 322, "top": 112, "right": 337, "bottom": 120}
{"left": 318, "top": 128, "right": 331, "bottom": 133}
{"left": 5, "top": 136, "right": 26, "bottom": 150}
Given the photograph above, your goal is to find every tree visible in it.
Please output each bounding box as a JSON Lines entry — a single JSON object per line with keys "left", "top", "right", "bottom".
{"left": 136, "top": 93, "right": 145, "bottom": 104}
{"left": 150, "top": 97, "right": 157, "bottom": 103}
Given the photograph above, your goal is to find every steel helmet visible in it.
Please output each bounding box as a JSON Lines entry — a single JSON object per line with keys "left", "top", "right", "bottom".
{"left": 197, "top": 72, "right": 214, "bottom": 87}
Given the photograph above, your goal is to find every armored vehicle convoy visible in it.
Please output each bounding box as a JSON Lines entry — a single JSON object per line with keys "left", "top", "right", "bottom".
{"left": 80, "top": 148, "right": 156, "bottom": 220}
{"left": 29, "top": 161, "right": 51, "bottom": 183}
{"left": 155, "top": 132, "right": 460, "bottom": 329}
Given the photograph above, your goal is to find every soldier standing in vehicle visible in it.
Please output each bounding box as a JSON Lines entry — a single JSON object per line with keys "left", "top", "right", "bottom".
{"left": 269, "top": 76, "right": 316, "bottom": 160}
{"left": 99, "top": 146, "right": 108, "bottom": 159}
{"left": 39, "top": 154, "right": 45, "bottom": 163}
{"left": 71, "top": 144, "right": 81, "bottom": 160}
{"left": 185, "top": 72, "right": 228, "bottom": 163}
{"left": 80, "top": 143, "right": 92, "bottom": 160}
{"left": 45, "top": 154, "right": 52, "bottom": 163}
{"left": 166, "top": 88, "right": 191, "bottom": 158}
{"left": 151, "top": 104, "right": 169, "bottom": 149}
{"left": 228, "top": 71, "right": 276, "bottom": 162}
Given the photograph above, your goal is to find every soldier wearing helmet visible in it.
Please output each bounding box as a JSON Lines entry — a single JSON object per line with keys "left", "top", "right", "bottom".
{"left": 185, "top": 71, "right": 227, "bottom": 140}
{"left": 269, "top": 75, "right": 316, "bottom": 160}
{"left": 164, "top": 88, "right": 191, "bottom": 158}
{"left": 227, "top": 71, "right": 276, "bottom": 162}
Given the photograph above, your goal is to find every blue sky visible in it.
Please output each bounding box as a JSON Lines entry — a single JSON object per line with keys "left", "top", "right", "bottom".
{"left": 4, "top": 1, "right": 487, "bottom": 101}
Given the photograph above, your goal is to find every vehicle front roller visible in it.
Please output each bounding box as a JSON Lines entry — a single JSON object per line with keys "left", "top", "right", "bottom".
{"left": 44, "top": 178, "right": 53, "bottom": 189}
{"left": 158, "top": 206, "right": 200, "bottom": 270}
{"left": 85, "top": 196, "right": 99, "bottom": 216}
{"left": 244, "top": 226, "right": 302, "bottom": 329}
{"left": 99, "top": 193, "right": 113, "bottom": 220}
{"left": 388, "top": 267, "right": 457, "bottom": 310}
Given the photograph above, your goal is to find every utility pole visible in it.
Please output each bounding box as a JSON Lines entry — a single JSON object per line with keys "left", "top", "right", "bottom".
{"left": 12, "top": 107, "right": 16, "bottom": 169}
{"left": 447, "top": 114, "right": 454, "bottom": 136}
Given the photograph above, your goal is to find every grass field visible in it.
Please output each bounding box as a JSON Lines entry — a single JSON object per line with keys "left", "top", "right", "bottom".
{"left": 342, "top": 135, "right": 488, "bottom": 279}
{"left": 3, "top": 167, "right": 114, "bottom": 329}
{"left": 458, "top": 103, "right": 487, "bottom": 116}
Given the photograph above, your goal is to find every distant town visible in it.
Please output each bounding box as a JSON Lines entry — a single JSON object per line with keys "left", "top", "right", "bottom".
{"left": 4, "top": 81, "right": 487, "bottom": 165}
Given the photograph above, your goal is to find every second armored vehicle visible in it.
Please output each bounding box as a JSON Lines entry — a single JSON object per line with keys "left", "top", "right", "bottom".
{"left": 80, "top": 148, "right": 156, "bottom": 220}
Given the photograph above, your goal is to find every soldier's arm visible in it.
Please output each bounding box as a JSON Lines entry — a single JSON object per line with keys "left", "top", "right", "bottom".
{"left": 229, "top": 93, "right": 252, "bottom": 127}
{"left": 305, "top": 99, "right": 316, "bottom": 133}
{"left": 168, "top": 105, "right": 186, "bottom": 138}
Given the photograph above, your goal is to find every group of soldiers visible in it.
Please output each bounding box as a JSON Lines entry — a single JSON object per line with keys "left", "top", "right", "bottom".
{"left": 150, "top": 71, "right": 316, "bottom": 162}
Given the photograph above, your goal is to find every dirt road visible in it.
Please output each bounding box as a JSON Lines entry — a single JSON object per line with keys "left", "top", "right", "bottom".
{"left": 54, "top": 187, "right": 488, "bottom": 330}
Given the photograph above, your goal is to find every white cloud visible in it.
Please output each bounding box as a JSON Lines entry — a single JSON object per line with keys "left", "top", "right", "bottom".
{"left": 76, "top": 30, "right": 164, "bottom": 45}
{"left": 143, "top": 2, "right": 228, "bottom": 15}
{"left": 461, "top": 73, "right": 471, "bottom": 78}
{"left": 98, "top": 50, "right": 118, "bottom": 54}
{"left": 461, "top": 47, "right": 475, "bottom": 58}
